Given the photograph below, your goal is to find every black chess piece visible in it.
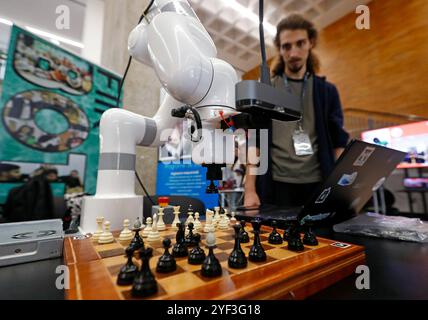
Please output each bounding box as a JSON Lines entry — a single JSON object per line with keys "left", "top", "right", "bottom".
{"left": 249, "top": 219, "right": 266, "bottom": 262}
{"left": 130, "top": 225, "right": 144, "bottom": 251}
{"left": 239, "top": 220, "right": 250, "bottom": 243}
{"left": 117, "top": 246, "right": 138, "bottom": 285}
{"left": 268, "top": 220, "right": 283, "bottom": 245}
{"left": 283, "top": 223, "right": 292, "bottom": 241}
{"left": 201, "top": 233, "right": 222, "bottom": 277}
{"left": 228, "top": 224, "right": 247, "bottom": 269}
{"left": 303, "top": 226, "right": 318, "bottom": 246}
{"left": 287, "top": 225, "right": 304, "bottom": 252}
{"left": 172, "top": 222, "right": 188, "bottom": 257}
{"left": 156, "top": 238, "right": 177, "bottom": 273}
{"left": 132, "top": 247, "right": 158, "bottom": 297}
{"left": 188, "top": 234, "right": 206, "bottom": 265}
{"left": 185, "top": 222, "right": 199, "bottom": 247}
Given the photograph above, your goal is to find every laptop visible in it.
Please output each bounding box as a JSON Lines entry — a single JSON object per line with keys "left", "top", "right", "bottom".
{"left": 235, "top": 140, "right": 406, "bottom": 225}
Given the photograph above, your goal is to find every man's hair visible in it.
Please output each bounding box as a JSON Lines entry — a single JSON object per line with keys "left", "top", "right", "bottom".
{"left": 271, "top": 14, "right": 320, "bottom": 77}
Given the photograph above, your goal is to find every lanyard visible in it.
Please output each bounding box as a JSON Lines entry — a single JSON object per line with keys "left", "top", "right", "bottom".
{"left": 283, "top": 72, "right": 310, "bottom": 131}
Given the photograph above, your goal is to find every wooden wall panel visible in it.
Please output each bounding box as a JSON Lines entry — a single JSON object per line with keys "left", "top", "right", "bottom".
{"left": 243, "top": 0, "right": 428, "bottom": 118}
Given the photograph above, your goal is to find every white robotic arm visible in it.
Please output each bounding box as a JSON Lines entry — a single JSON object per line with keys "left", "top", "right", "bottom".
{"left": 80, "top": 0, "right": 238, "bottom": 232}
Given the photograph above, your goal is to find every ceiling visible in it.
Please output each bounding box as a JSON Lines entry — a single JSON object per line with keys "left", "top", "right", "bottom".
{"left": 188, "top": 0, "right": 372, "bottom": 73}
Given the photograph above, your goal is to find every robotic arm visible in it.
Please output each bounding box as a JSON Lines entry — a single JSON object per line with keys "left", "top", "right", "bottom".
{"left": 81, "top": 0, "right": 238, "bottom": 232}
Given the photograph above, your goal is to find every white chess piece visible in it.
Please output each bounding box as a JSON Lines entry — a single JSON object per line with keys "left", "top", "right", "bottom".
{"left": 119, "top": 219, "right": 133, "bottom": 242}
{"left": 230, "top": 211, "right": 237, "bottom": 225}
{"left": 224, "top": 209, "right": 230, "bottom": 223}
{"left": 172, "top": 206, "right": 181, "bottom": 230}
{"left": 218, "top": 212, "right": 229, "bottom": 230}
{"left": 193, "top": 212, "right": 202, "bottom": 231}
{"left": 148, "top": 214, "right": 161, "bottom": 242}
{"left": 98, "top": 221, "right": 114, "bottom": 244}
{"left": 213, "top": 206, "right": 221, "bottom": 227}
{"left": 204, "top": 210, "right": 215, "bottom": 233}
{"left": 92, "top": 216, "right": 104, "bottom": 241}
{"left": 142, "top": 217, "right": 152, "bottom": 238}
{"left": 186, "top": 210, "right": 194, "bottom": 226}
{"left": 157, "top": 207, "right": 166, "bottom": 231}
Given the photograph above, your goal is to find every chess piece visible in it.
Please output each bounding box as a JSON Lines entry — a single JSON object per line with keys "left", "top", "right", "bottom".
{"left": 223, "top": 208, "right": 230, "bottom": 223}
{"left": 268, "top": 220, "right": 283, "bottom": 245}
{"left": 98, "top": 221, "right": 114, "bottom": 244}
{"left": 157, "top": 207, "right": 166, "bottom": 231}
{"left": 287, "top": 225, "right": 304, "bottom": 252}
{"left": 92, "top": 216, "right": 104, "bottom": 241}
{"left": 185, "top": 222, "right": 199, "bottom": 247}
{"left": 148, "top": 214, "right": 161, "bottom": 242}
{"left": 119, "top": 219, "right": 133, "bottom": 243}
{"left": 193, "top": 212, "right": 202, "bottom": 231}
{"left": 201, "top": 231, "right": 222, "bottom": 277}
{"left": 230, "top": 211, "right": 237, "bottom": 225}
{"left": 172, "top": 222, "right": 188, "bottom": 257}
{"left": 249, "top": 219, "right": 266, "bottom": 262}
{"left": 218, "top": 212, "right": 229, "bottom": 230}
{"left": 130, "top": 220, "right": 145, "bottom": 251}
{"left": 117, "top": 246, "right": 138, "bottom": 285}
{"left": 228, "top": 224, "right": 247, "bottom": 269}
{"left": 186, "top": 205, "right": 194, "bottom": 226}
{"left": 203, "top": 210, "right": 214, "bottom": 233}
{"left": 213, "top": 206, "right": 221, "bottom": 227}
{"left": 142, "top": 217, "right": 152, "bottom": 238}
{"left": 132, "top": 247, "right": 158, "bottom": 297}
{"left": 239, "top": 220, "right": 250, "bottom": 243}
{"left": 188, "top": 234, "right": 206, "bottom": 265}
{"left": 303, "top": 226, "right": 318, "bottom": 246}
{"left": 172, "top": 206, "right": 181, "bottom": 230}
{"left": 156, "top": 238, "right": 177, "bottom": 273}
{"left": 283, "top": 223, "right": 292, "bottom": 241}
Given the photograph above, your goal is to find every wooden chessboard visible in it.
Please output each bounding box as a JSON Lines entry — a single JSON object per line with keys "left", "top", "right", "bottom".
{"left": 64, "top": 224, "right": 365, "bottom": 300}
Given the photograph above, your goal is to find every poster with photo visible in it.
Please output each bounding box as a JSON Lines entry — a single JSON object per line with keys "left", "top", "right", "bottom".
{"left": 0, "top": 25, "right": 123, "bottom": 203}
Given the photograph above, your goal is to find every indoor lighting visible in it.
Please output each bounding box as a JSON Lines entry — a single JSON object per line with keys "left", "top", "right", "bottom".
{"left": 221, "top": 0, "right": 276, "bottom": 36}
{"left": 0, "top": 17, "right": 13, "bottom": 26}
{"left": 25, "top": 26, "right": 84, "bottom": 48}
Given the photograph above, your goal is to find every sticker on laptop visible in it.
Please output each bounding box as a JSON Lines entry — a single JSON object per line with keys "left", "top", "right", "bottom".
{"left": 330, "top": 242, "right": 351, "bottom": 249}
{"left": 353, "top": 146, "right": 376, "bottom": 167}
{"left": 315, "top": 187, "right": 331, "bottom": 204}
{"left": 337, "top": 172, "right": 358, "bottom": 186}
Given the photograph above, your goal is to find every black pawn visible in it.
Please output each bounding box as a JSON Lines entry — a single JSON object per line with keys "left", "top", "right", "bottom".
{"left": 239, "top": 220, "right": 250, "bottom": 243}
{"left": 201, "top": 246, "right": 222, "bottom": 278}
{"left": 172, "top": 222, "right": 188, "bottom": 257}
{"left": 283, "top": 224, "right": 292, "bottom": 241}
{"left": 188, "top": 234, "right": 206, "bottom": 265}
{"left": 268, "top": 220, "right": 283, "bottom": 245}
{"left": 156, "top": 238, "right": 177, "bottom": 273}
{"left": 303, "top": 227, "right": 318, "bottom": 246}
{"left": 132, "top": 247, "right": 158, "bottom": 297}
{"left": 288, "top": 226, "right": 304, "bottom": 252}
{"left": 185, "top": 222, "right": 198, "bottom": 247}
{"left": 130, "top": 227, "right": 144, "bottom": 251}
{"left": 249, "top": 219, "right": 266, "bottom": 262}
{"left": 117, "top": 246, "right": 138, "bottom": 285}
{"left": 228, "top": 224, "right": 247, "bottom": 269}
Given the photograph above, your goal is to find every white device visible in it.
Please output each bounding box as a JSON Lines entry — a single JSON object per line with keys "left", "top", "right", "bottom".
{"left": 81, "top": 0, "right": 239, "bottom": 232}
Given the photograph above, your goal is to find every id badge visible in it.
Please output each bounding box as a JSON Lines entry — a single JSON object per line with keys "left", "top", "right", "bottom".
{"left": 292, "top": 130, "right": 314, "bottom": 156}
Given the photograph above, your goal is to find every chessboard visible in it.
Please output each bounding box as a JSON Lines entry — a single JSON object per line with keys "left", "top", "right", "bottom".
{"left": 64, "top": 223, "right": 365, "bottom": 300}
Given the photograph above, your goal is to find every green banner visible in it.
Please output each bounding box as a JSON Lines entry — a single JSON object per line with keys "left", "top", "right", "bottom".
{"left": 0, "top": 25, "right": 122, "bottom": 203}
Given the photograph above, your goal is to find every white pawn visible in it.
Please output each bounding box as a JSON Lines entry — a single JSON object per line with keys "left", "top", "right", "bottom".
{"left": 142, "top": 217, "right": 152, "bottom": 238}
{"left": 92, "top": 216, "right": 104, "bottom": 241}
{"left": 213, "top": 206, "right": 221, "bottom": 227}
{"left": 204, "top": 209, "right": 215, "bottom": 233}
{"left": 224, "top": 209, "right": 230, "bottom": 223}
{"left": 98, "top": 221, "right": 114, "bottom": 244}
{"left": 157, "top": 207, "right": 166, "bottom": 231}
{"left": 148, "top": 214, "right": 161, "bottom": 242}
{"left": 172, "top": 206, "right": 181, "bottom": 230}
{"left": 193, "top": 212, "right": 202, "bottom": 231}
{"left": 230, "top": 211, "right": 237, "bottom": 225}
{"left": 119, "top": 219, "right": 133, "bottom": 242}
{"left": 218, "top": 212, "right": 229, "bottom": 230}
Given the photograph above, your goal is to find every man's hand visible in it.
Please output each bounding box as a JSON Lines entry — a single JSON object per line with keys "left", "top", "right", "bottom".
{"left": 244, "top": 190, "right": 261, "bottom": 207}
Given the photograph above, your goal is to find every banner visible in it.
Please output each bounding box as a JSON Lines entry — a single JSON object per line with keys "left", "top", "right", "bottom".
{"left": 0, "top": 26, "right": 122, "bottom": 203}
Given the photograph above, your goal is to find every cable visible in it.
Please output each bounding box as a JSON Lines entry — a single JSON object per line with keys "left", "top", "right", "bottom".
{"left": 113, "top": 0, "right": 155, "bottom": 203}
{"left": 258, "top": 0, "right": 271, "bottom": 85}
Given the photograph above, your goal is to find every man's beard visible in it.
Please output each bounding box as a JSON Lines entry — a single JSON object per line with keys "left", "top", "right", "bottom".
{"left": 288, "top": 62, "right": 304, "bottom": 74}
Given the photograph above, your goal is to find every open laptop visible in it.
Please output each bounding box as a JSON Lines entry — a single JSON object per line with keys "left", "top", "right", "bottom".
{"left": 235, "top": 140, "right": 406, "bottom": 225}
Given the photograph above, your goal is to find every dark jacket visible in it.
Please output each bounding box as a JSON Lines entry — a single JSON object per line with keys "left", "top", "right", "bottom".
{"left": 256, "top": 75, "right": 349, "bottom": 204}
